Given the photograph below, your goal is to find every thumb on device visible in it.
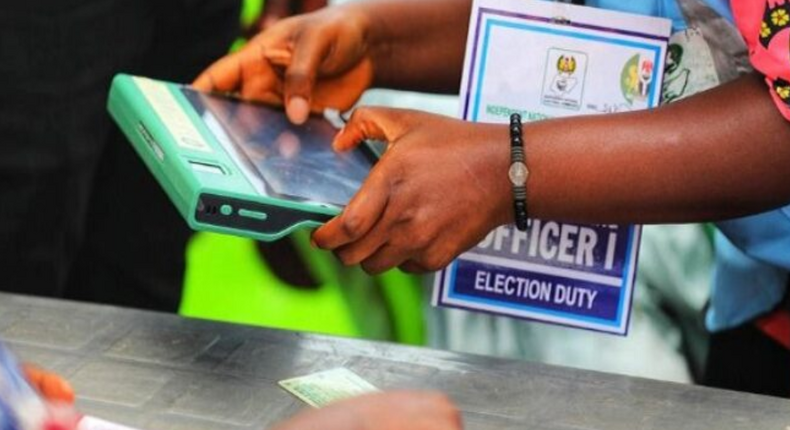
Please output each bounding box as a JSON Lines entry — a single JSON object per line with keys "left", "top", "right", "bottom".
{"left": 333, "top": 107, "right": 416, "bottom": 152}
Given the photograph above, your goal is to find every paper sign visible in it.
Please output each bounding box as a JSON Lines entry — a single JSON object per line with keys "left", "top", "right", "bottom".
{"left": 279, "top": 368, "right": 379, "bottom": 408}
{"left": 433, "top": 0, "right": 671, "bottom": 335}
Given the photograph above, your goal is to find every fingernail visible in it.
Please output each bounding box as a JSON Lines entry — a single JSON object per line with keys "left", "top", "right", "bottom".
{"left": 288, "top": 97, "right": 310, "bottom": 125}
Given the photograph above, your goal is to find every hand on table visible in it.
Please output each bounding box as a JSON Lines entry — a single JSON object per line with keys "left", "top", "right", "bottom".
{"left": 312, "top": 107, "right": 513, "bottom": 275}
{"left": 271, "top": 391, "right": 462, "bottom": 430}
{"left": 194, "top": 4, "right": 373, "bottom": 125}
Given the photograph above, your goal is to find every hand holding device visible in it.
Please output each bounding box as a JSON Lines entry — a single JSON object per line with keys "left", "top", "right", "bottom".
{"left": 313, "top": 107, "right": 513, "bottom": 275}
{"left": 109, "top": 75, "right": 379, "bottom": 242}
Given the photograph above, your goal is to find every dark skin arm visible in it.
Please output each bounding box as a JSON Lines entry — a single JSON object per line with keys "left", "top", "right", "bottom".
{"left": 363, "top": 0, "right": 470, "bottom": 93}
{"left": 196, "top": 0, "right": 790, "bottom": 223}
{"left": 195, "top": 1, "right": 790, "bottom": 273}
{"left": 313, "top": 72, "right": 790, "bottom": 274}
{"left": 526, "top": 71, "right": 790, "bottom": 224}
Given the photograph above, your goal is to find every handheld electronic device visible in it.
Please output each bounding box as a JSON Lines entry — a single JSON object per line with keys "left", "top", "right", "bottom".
{"left": 108, "top": 74, "right": 378, "bottom": 241}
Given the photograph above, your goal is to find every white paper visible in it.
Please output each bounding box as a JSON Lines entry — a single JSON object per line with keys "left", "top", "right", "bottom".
{"left": 434, "top": 0, "right": 671, "bottom": 335}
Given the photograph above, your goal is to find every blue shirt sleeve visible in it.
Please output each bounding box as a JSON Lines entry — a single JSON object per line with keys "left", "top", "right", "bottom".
{"left": 586, "top": 0, "right": 734, "bottom": 31}
{"left": 586, "top": 0, "right": 687, "bottom": 32}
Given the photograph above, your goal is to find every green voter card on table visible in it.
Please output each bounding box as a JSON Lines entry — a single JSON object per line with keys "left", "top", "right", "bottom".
{"left": 279, "top": 368, "right": 379, "bottom": 408}
{"left": 107, "top": 74, "right": 379, "bottom": 241}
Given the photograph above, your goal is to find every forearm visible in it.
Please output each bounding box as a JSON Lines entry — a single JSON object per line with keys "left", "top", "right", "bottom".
{"left": 523, "top": 72, "right": 790, "bottom": 224}
{"left": 353, "top": 0, "right": 471, "bottom": 93}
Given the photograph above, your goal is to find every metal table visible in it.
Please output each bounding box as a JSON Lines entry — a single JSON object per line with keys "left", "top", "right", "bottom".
{"left": 1, "top": 292, "right": 787, "bottom": 430}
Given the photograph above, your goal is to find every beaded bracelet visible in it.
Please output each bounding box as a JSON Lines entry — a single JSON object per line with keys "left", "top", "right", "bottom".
{"left": 508, "top": 113, "right": 530, "bottom": 231}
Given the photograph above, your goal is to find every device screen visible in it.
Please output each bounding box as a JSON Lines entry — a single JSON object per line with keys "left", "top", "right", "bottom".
{"left": 181, "top": 87, "right": 375, "bottom": 208}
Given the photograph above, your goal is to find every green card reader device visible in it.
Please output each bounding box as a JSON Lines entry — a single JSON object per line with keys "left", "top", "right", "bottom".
{"left": 108, "top": 74, "right": 378, "bottom": 241}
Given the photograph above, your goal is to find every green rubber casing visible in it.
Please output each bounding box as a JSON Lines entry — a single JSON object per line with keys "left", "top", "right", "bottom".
{"left": 108, "top": 74, "right": 368, "bottom": 242}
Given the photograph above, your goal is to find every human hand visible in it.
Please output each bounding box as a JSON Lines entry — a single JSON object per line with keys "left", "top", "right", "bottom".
{"left": 270, "top": 391, "right": 462, "bottom": 430}
{"left": 194, "top": 4, "right": 373, "bottom": 125}
{"left": 312, "top": 107, "right": 513, "bottom": 275}
{"left": 23, "top": 364, "right": 75, "bottom": 404}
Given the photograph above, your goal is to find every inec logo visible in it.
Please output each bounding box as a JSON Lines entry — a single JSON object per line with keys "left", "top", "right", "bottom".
{"left": 552, "top": 55, "right": 578, "bottom": 94}
{"left": 620, "top": 54, "right": 654, "bottom": 105}
{"left": 541, "top": 48, "right": 588, "bottom": 111}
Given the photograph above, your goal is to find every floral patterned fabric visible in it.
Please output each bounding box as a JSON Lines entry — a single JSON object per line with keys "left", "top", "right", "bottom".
{"left": 732, "top": 0, "right": 790, "bottom": 120}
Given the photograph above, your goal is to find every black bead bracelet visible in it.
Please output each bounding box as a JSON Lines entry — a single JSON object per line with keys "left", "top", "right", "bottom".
{"left": 508, "top": 113, "right": 529, "bottom": 231}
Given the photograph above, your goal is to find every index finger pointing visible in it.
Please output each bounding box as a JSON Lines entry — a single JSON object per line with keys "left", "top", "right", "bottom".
{"left": 284, "top": 29, "right": 333, "bottom": 124}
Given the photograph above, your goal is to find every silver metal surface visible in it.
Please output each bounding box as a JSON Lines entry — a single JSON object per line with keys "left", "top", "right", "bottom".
{"left": 1, "top": 292, "right": 788, "bottom": 430}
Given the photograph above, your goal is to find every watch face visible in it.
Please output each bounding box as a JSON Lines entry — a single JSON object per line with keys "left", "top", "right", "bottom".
{"left": 508, "top": 162, "right": 529, "bottom": 186}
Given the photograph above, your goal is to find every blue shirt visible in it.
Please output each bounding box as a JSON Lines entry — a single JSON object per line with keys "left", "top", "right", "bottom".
{"left": 587, "top": 0, "right": 687, "bottom": 32}
{"left": 583, "top": 0, "right": 790, "bottom": 331}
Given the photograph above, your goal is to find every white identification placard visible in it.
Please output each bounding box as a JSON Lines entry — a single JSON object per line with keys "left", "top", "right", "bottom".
{"left": 433, "top": 0, "right": 671, "bottom": 335}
